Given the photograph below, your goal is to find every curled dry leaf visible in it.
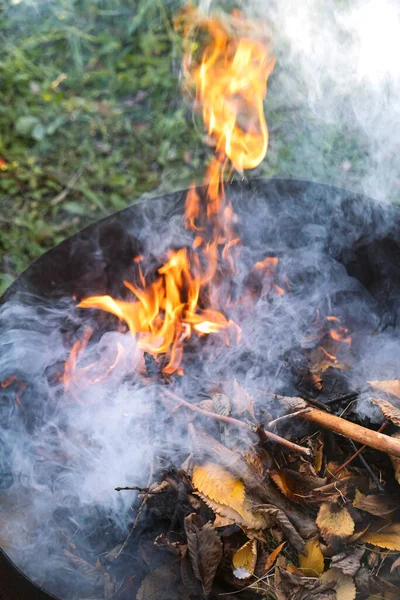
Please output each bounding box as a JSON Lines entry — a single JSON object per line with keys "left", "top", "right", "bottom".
{"left": 389, "top": 432, "right": 400, "bottom": 484}
{"left": 320, "top": 567, "right": 356, "bottom": 600}
{"left": 368, "top": 380, "right": 400, "bottom": 400}
{"left": 192, "top": 462, "right": 245, "bottom": 515}
{"left": 330, "top": 546, "right": 365, "bottom": 577}
{"left": 270, "top": 468, "right": 326, "bottom": 504}
{"left": 232, "top": 379, "right": 256, "bottom": 419}
{"left": 251, "top": 504, "right": 305, "bottom": 553}
{"left": 361, "top": 521, "right": 400, "bottom": 550}
{"left": 278, "top": 567, "right": 336, "bottom": 600}
{"left": 232, "top": 538, "right": 257, "bottom": 579}
{"left": 184, "top": 513, "right": 223, "bottom": 597}
{"left": 353, "top": 489, "right": 398, "bottom": 518}
{"left": 371, "top": 397, "right": 400, "bottom": 426}
{"left": 196, "top": 491, "right": 266, "bottom": 530}
{"left": 264, "top": 541, "right": 286, "bottom": 572}
{"left": 316, "top": 502, "right": 355, "bottom": 546}
{"left": 298, "top": 539, "right": 324, "bottom": 577}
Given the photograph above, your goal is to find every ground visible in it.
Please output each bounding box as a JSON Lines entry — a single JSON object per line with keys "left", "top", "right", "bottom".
{"left": 0, "top": 0, "right": 390, "bottom": 296}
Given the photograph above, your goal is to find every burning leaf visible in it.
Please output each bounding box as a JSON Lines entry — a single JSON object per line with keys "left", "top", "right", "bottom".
{"left": 192, "top": 462, "right": 245, "bottom": 515}
{"left": 232, "top": 379, "right": 256, "bottom": 418}
{"left": 368, "top": 380, "right": 400, "bottom": 400}
{"left": 320, "top": 568, "right": 356, "bottom": 600}
{"left": 316, "top": 503, "right": 355, "bottom": 546}
{"left": 389, "top": 432, "right": 400, "bottom": 483}
{"left": 264, "top": 542, "right": 286, "bottom": 572}
{"left": 298, "top": 539, "right": 325, "bottom": 577}
{"left": 330, "top": 546, "right": 365, "bottom": 577}
{"left": 232, "top": 539, "right": 257, "bottom": 580}
{"left": 353, "top": 489, "right": 398, "bottom": 518}
{"left": 251, "top": 504, "right": 305, "bottom": 553}
{"left": 371, "top": 397, "right": 400, "bottom": 426}
{"left": 184, "top": 513, "right": 223, "bottom": 597}
{"left": 361, "top": 521, "right": 400, "bottom": 550}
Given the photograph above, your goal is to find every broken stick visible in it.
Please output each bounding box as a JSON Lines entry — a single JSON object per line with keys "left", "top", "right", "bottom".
{"left": 293, "top": 400, "right": 400, "bottom": 458}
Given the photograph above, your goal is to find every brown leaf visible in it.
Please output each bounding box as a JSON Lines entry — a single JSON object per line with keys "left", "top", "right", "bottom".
{"left": 136, "top": 563, "right": 189, "bottom": 600}
{"left": 353, "top": 489, "right": 398, "bottom": 518}
{"left": 298, "top": 539, "right": 324, "bottom": 577}
{"left": 192, "top": 462, "right": 245, "bottom": 515}
{"left": 184, "top": 514, "right": 223, "bottom": 597}
{"left": 330, "top": 546, "right": 365, "bottom": 577}
{"left": 278, "top": 568, "right": 336, "bottom": 600}
{"left": 251, "top": 504, "right": 305, "bottom": 553}
{"left": 62, "top": 550, "right": 103, "bottom": 586}
{"left": 232, "top": 539, "right": 257, "bottom": 579}
{"left": 103, "top": 572, "right": 116, "bottom": 599}
{"left": 371, "top": 397, "right": 400, "bottom": 426}
{"left": 270, "top": 468, "right": 326, "bottom": 504}
{"left": 313, "top": 433, "right": 324, "bottom": 473}
{"left": 264, "top": 542, "right": 286, "bottom": 572}
{"left": 389, "top": 432, "right": 400, "bottom": 484}
{"left": 390, "top": 555, "right": 400, "bottom": 573}
{"left": 320, "top": 567, "right": 356, "bottom": 600}
{"left": 368, "top": 380, "right": 400, "bottom": 399}
{"left": 361, "top": 521, "right": 400, "bottom": 550}
{"left": 232, "top": 379, "right": 256, "bottom": 418}
{"left": 316, "top": 502, "right": 355, "bottom": 546}
{"left": 244, "top": 449, "right": 265, "bottom": 479}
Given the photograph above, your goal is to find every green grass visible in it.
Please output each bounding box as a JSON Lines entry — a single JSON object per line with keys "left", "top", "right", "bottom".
{"left": 0, "top": 0, "right": 383, "bottom": 296}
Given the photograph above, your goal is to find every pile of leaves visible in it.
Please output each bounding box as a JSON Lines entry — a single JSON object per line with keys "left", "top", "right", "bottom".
{"left": 60, "top": 377, "right": 400, "bottom": 600}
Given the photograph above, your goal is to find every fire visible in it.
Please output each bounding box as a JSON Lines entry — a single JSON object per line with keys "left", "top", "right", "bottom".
{"left": 69, "top": 6, "right": 275, "bottom": 378}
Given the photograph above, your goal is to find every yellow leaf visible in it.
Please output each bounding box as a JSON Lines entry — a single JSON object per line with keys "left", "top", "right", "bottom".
{"left": 192, "top": 463, "right": 245, "bottom": 515}
{"left": 298, "top": 539, "right": 324, "bottom": 577}
{"left": 321, "top": 567, "right": 356, "bottom": 600}
{"left": 213, "top": 514, "right": 235, "bottom": 528}
{"left": 361, "top": 521, "right": 400, "bottom": 550}
{"left": 195, "top": 492, "right": 267, "bottom": 531}
{"left": 232, "top": 539, "right": 257, "bottom": 580}
{"left": 368, "top": 380, "right": 400, "bottom": 399}
{"left": 316, "top": 502, "right": 355, "bottom": 544}
{"left": 313, "top": 433, "right": 324, "bottom": 473}
{"left": 264, "top": 542, "right": 286, "bottom": 573}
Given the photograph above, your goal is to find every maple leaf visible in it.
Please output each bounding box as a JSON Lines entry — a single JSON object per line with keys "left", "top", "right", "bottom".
{"left": 316, "top": 502, "right": 355, "bottom": 546}
{"left": 298, "top": 539, "right": 324, "bottom": 577}
{"left": 232, "top": 539, "right": 257, "bottom": 579}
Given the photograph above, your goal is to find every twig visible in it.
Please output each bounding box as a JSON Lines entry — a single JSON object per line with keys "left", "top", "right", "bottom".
{"left": 333, "top": 422, "right": 388, "bottom": 477}
{"left": 115, "top": 486, "right": 149, "bottom": 492}
{"left": 348, "top": 439, "right": 385, "bottom": 493}
{"left": 163, "top": 389, "right": 311, "bottom": 457}
{"left": 50, "top": 167, "right": 84, "bottom": 206}
{"left": 267, "top": 408, "right": 312, "bottom": 430}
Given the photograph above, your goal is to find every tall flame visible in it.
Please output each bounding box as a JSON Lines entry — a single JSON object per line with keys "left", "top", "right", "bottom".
{"left": 69, "top": 6, "right": 275, "bottom": 380}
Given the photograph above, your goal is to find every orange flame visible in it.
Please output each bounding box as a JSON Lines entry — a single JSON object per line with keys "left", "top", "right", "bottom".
{"left": 71, "top": 6, "right": 274, "bottom": 378}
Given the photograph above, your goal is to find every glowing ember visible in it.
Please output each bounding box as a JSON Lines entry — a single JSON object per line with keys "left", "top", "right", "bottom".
{"left": 70, "top": 6, "right": 275, "bottom": 378}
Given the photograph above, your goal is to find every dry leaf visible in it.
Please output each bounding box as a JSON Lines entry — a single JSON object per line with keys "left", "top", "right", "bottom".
{"left": 270, "top": 468, "right": 326, "bottom": 504}
{"left": 244, "top": 449, "right": 265, "bottom": 479}
{"left": 232, "top": 379, "right": 256, "bottom": 419}
{"left": 314, "top": 433, "right": 324, "bottom": 473}
{"left": 251, "top": 504, "right": 305, "bottom": 553}
{"left": 213, "top": 514, "right": 235, "bottom": 528}
{"left": 136, "top": 563, "right": 190, "bottom": 600}
{"left": 192, "top": 462, "right": 245, "bottom": 515}
{"left": 232, "top": 539, "right": 257, "bottom": 579}
{"left": 371, "top": 397, "right": 400, "bottom": 426}
{"left": 196, "top": 491, "right": 266, "bottom": 531}
{"left": 316, "top": 502, "right": 355, "bottom": 545}
{"left": 197, "top": 399, "right": 214, "bottom": 412}
{"left": 368, "top": 380, "right": 400, "bottom": 399}
{"left": 298, "top": 539, "right": 324, "bottom": 577}
{"left": 62, "top": 550, "right": 103, "bottom": 586}
{"left": 389, "top": 432, "right": 400, "bottom": 484}
{"left": 361, "top": 521, "right": 400, "bottom": 550}
{"left": 212, "top": 393, "right": 231, "bottom": 416}
{"left": 390, "top": 555, "right": 400, "bottom": 573}
{"left": 278, "top": 567, "right": 336, "bottom": 600}
{"left": 264, "top": 542, "right": 286, "bottom": 572}
{"left": 353, "top": 489, "right": 398, "bottom": 518}
{"left": 330, "top": 546, "right": 365, "bottom": 577}
{"left": 320, "top": 567, "right": 356, "bottom": 600}
{"left": 184, "top": 514, "right": 222, "bottom": 597}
